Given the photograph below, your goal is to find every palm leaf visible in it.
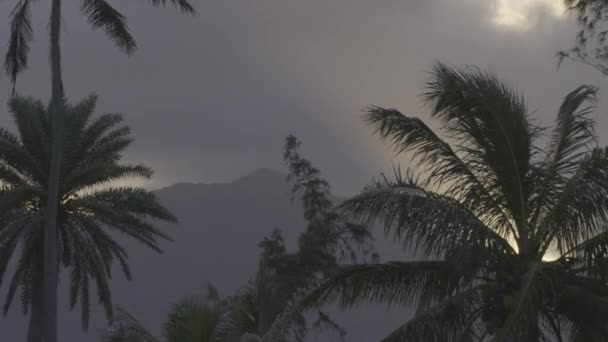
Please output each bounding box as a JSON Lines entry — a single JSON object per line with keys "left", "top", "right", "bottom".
{"left": 163, "top": 285, "right": 223, "bottom": 342}
{"left": 496, "top": 262, "right": 548, "bottom": 341}
{"left": 80, "top": 0, "right": 137, "bottom": 55}
{"left": 365, "top": 107, "right": 515, "bottom": 236}
{"left": 381, "top": 286, "right": 484, "bottom": 342}
{"left": 544, "top": 85, "right": 598, "bottom": 176}
{"left": 4, "top": 0, "right": 32, "bottom": 93}
{"left": 424, "top": 62, "right": 536, "bottom": 234}
{"left": 102, "top": 306, "right": 159, "bottom": 342}
{"left": 538, "top": 147, "right": 608, "bottom": 253}
{"left": 301, "top": 261, "right": 473, "bottom": 310}
{"left": 340, "top": 172, "right": 514, "bottom": 256}
{"left": 148, "top": 0, "right": 196, "bottom": 14}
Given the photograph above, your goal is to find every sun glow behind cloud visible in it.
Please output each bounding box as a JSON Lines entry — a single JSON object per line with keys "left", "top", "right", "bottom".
{"left": 490, "top": 0, "right": 566, "bottom": 31}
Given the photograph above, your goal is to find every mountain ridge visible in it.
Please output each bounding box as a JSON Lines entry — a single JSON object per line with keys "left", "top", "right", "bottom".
{"left": 0, "top": 168, "right": 408, "bottom": 342}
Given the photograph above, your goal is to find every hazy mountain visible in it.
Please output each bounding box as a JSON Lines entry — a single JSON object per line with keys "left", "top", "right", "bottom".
{"left": 0, "top": 169, "right": 409, "bottom": 341}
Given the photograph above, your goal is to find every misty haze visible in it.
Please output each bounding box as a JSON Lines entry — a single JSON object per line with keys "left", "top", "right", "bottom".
{"left": 2, "top": 0, "right": 608, "bottom": 341}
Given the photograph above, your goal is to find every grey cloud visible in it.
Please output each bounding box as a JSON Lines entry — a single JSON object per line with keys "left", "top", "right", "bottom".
{"left": 0, "top": 0, "right": 607, "bottom": 339}
{"left": 1, "top": 0, "right": 603, "bottom": 193}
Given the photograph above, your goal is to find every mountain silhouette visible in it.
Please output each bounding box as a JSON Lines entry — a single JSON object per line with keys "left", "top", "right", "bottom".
{"left": 0, "top": 169, "right": 409, "bottom": 341}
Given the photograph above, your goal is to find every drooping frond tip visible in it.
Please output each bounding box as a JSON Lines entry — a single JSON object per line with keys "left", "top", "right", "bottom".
{"left": 80, "top": 0, "right": 137, "bottom": 55}
{"left": 4, "top": 0, "right": 33, "bottom": 95}
{"left": 149, "top": 0, "right": 197, "bottom": 14}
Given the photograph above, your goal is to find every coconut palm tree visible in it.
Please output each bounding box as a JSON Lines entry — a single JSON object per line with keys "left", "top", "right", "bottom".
{"left": 0, "top": 94, "right": 177, "bottom": 342}
{"left": 4, "top": 1, "right": 195, "bottom": 341}
{"left": 102, "top": 284, "right": 228, "bottom": 342}
{"left": 302, "top": 62, "right": 608, "bottom": 341}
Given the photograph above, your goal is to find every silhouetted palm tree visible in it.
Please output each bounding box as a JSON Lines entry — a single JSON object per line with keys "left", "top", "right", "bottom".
{"left": 303, "top": 62, "right": 608, "bottom": 341}
{"left": 0, "top": 95, "right": 176, "bottom": 341}
{"left": 102, "top": 284, "right": 228, "bottom": 342}
{"left": 4, "top": 1, "right": 194, "bottom": 341}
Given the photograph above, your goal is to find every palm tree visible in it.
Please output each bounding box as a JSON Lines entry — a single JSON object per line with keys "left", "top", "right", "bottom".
{"left": 4, "top": 1, "right": 195, "bottom": 341}
{"left": 302, "top": 62, "right": 608, "bottom": 341}
{"left": 102, "top": 284, "right": 228, "bottom": 342}
{"left": 0, "top": 95, "right": 177, "bottom": 342}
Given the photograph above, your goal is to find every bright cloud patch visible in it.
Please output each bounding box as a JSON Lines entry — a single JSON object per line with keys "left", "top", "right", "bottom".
{"left": 490, "top": 0, "right": 565, "bottom": 31}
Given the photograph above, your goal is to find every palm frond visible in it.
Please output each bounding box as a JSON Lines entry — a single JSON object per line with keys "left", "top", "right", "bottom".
{"left": 555, "top": 284, "right": 608, "bottom": 341}
{"left": 3, "top": 222, "right": 39, "bottom": 316}
{"left": 76, "top": 187, "right": 176, "bottom": 222}
{"left": 559, "top": 230, "right": 608, "bottom": 281}
{"left": 424, "top": 61, "right": 536, "bottom": 233}
{"left": 78, "top": 113, "right": 125, "bottom": 153}
{"left": 67, "top": 216, "right": 132, "bottom": 281}
{"left": 255, "top": 300, "right": 306, "bottom": 342}
{"left": 496, "top": 262, "right": 548, "bottom": 341}
{"left": 301, "top": 261, "right": 473, "bottom": 310}
{"left": 0, "top": 127, "right": 45, "bottom": 185}
{"left": 148, "top": 0, "right": 196, "bottom": 14}
{"left": 64, "top": 164, "right": 153, "bottom": 193}
{"left": 102, "top": 306, "right": 159, "bottom": 342}
{"left": 78, "top": 205, "right": 169, "bottom": 253}
{"left": 538, "top": 147, "right": 608, "bottom": 253}
{"left": 364, "top": 107, "right": 514, "bottom": 235}
{"left": 4, "top": 0, "right": 32, "bottom": 93}
{"left": 80, "top": 0, "right": 137, "bottom": 55}
{"left": 164, "top": 287, "right": 223, "bottom": 342}
{"left": 8, "top": 96, "right": 48, "bottom": 167}
{"left": 340, "top": 172, "right": 514, "bottom": 256}
{"left": 63, "top": 94, "right": 99, "bottom": 170}
{"left": 545, "top": 85, "right": 598, "bottom": 176}
{"left": 529, "top": 85, "right": 599, "bottom": 232}
{"left": 381, "top": 286, "right": 484, "bottom": 342}
{"left": 0, "top": 186, "right": 43, "bottom": 211}
{"left": 81, "top": 127, "right": 132, "bottom": 165}
{"left": 62, "top": 218, "right": 114, "bottom": 328}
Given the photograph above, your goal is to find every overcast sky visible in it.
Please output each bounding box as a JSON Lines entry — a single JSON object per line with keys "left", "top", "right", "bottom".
{"left": 2, "top": 0, "right": 608, "bottom": 340}
{"left": 0, "top": 0, "right": 607, "bottom": 196}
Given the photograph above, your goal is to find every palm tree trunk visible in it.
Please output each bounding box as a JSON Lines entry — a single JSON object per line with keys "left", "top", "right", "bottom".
{"left": 44, "top": 0, "right": 65, "bottom": 340}
{"left": 524, "top": 317, "right": 540, "bottom": 342}
{"left": 27, "top": 280, "right": 44, "bottom": 342}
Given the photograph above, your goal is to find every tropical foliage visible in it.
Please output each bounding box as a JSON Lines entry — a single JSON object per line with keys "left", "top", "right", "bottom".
{"left": 559, "top": 0, "right": 608, "bottom": 76}
{"left": 101, "top": 135, "right": 374, "bottom": 342}
{"left": 3, "top": 0, "right": 195, "bottom": 90}
{"left": 0, "top": 95, "right": 176, "bottom": 340}
{"left": 229, "top": 135, "right": 375, "bottom": 341}
{"left": 302, "top": 62, "right": 608, "bottom": 341}
{"left": 4, "top": 0, "right": 195, "bottom": 341}
{"left": 102, "top": 284, "right": 226, "bottom": 342}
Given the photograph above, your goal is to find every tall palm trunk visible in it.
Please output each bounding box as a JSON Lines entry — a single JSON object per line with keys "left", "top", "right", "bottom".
{"left": 27, "top": 280, "right": 43, "bottom": 342}
{"left": 44, "top": 0, "right": 65, "bottom": 340}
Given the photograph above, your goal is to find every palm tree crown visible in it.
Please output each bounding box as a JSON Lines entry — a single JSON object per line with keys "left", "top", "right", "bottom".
{"left": 303, "top": 62, "right": 608, "bottom": 341}
{"left": 4, "top": 0, "right": 195, "bottom": 91}
{"left": 0, "top": 94, "right": 176, "bottom": 329}
{"left": 102, "top": 284, "right": 228, "bottom": 342}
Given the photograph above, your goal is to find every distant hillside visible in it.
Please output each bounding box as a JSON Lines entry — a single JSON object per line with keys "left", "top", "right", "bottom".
{"left": 0, "top": 169, "right": 409, "bottom": 341}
